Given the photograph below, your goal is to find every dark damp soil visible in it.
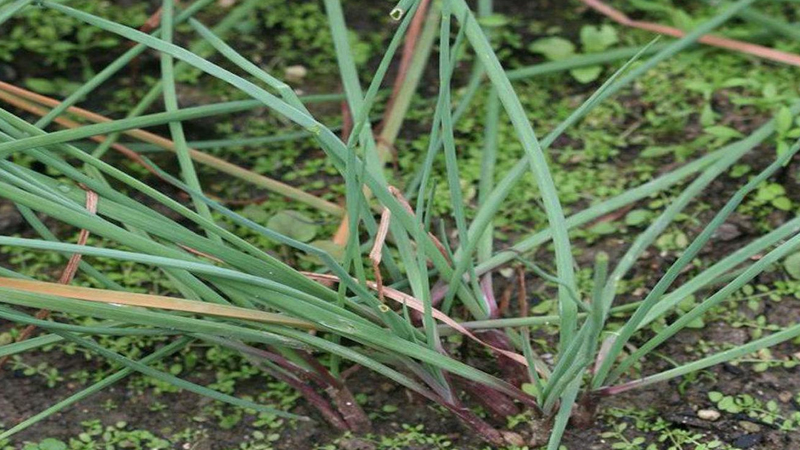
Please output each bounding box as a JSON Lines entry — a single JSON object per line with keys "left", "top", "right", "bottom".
{"left": 2, "top": 328, "right": 800, "bottom": 450}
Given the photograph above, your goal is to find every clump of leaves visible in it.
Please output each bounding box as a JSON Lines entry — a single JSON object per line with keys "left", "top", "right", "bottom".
{"left": 709, "top": 391, "right": 800, "bottom": 430}
{"left": 529, "top": 24, "right": 619, "bottom": 82}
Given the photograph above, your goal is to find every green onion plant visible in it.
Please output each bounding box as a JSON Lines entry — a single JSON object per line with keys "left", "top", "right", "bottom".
{"left": 0, "top": 0, "right": 798, "bottom": 448}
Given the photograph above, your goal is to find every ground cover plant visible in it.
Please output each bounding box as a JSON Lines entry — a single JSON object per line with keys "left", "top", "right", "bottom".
{"left": 0, "top": 0, "right": 800, "bottom": 449}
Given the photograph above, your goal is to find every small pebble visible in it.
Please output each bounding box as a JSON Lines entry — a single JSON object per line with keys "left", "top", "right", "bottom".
{"left": 697, "top": 409, "right": 721, "bottom": 421}
{"left": 738, "top": 421, "right": 761, "bottom": 433}
{"left": 779, "top": 391, "right": 793, "bottom": 403}
{"left": 284, "top": 65, "right": 308, "bottom": 83}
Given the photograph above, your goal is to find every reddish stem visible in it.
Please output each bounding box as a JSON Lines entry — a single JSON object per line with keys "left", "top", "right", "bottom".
{"left": 581, "top": 0, "right": 800, "bottom": 67}
{"left": 480, "top": 274, "right": 498, "bottom": 318}
{"left": 462, "top": 380, "right": 520, "bottom": 419}
{"left": 378, "top": 0, "right": 432, "bottom": 134}
{"left": 480, "top": 330, "right": 529, "bottom": 387}
{"left": 443, "top": 402, "right": 506, "bottom": 446}
{"left": 253, "top": 361, "right": 350, "bottom": 430}
{"left": 0, "top": 190, "right": 97, "bottom": 369}
{"left": 298, "top": 352, "right": 372, "bottom": 432}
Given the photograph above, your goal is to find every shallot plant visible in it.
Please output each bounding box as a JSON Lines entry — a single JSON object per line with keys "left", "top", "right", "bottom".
{"left": 0, "top": 0, "right": 798, "bottom": 448}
